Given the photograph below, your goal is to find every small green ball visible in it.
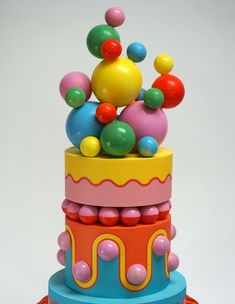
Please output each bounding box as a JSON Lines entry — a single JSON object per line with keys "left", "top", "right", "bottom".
{"left": 144, "top": 88, "right": 164, "bottom": 109}
{"left": 100, "top": 120, "right": 136, "bottom": 157}
{"left": 65, "top": 88, "right": 86, "bottom": 108}
{"left": 86, "top": 24, "right": 120, "bottom": 59}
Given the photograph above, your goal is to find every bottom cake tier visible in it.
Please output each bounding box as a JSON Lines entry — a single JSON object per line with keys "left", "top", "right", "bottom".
{"left": 46, "top": 269, "right": 187, "bottom": 304}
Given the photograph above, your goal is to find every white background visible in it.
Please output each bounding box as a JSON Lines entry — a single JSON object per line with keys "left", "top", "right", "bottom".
{"left": 0, "top": 0, "right": 234, "bottom": 303}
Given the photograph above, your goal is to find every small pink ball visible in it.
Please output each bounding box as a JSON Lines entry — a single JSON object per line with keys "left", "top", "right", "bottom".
{"left": 119, "top": 101, "right": 168, "bottom": 147}
{"left": 57, "top": 249, "right": 66, "bottom": 266}
{"left": 171, "top": 224, "right": 177, "bottom": 240}
{"left": 61, "top": 199, "right": 70, "bottom": 214}
{"left": 158, "top": 201, "right": 170, "bottom": 219}
{"left": 72, "top": 261, "right": 91, "bottom": 282}
{"left": 79, "top": 205, "right": 98, "bottom": 224}
{"left": 140, "top": 205, "right": 159, "bottom": 224}
{"left": 152, "top": 235, "right": 170, "bottom": 256}
{"left": 168, "top": 252, "right": 179, "bottom": 272}
{"left": 99, "top": 207, "right": 119, "bottom": 226}
{"left": 120, "top": 207, "right": 141, "bottom": 226}
{"left": 67, "top": 202, "right": 80, "bottom": 221}
{"left": 98, "top": 240, "right": 119, "bottom": 261}
{"left": 105, "top": 7, "right": 125, "bottom": 27}
{"left": 59, "top": 71, "right": 92, "bottom": 100}
{"left": 126, "top": 264, "right": 147, "bottom": 285}
{"left": 57, "top": 231, "right": 71, "bottom": 251}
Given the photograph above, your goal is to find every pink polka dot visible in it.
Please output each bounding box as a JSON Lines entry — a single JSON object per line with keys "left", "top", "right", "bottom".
{"left": 72, "top": 261, "right": 91, "bottom": 282}
{"left": 105, "top": 7, "right": 125, "bottom": 27}
{"left": 98, "top": 240, "right": 119, "bottom": 261}
{"left": 152, "top": 235, "right": 170, "bottom": 256}
{"left": 126, "top": 264, "right": 147, "bottom": 285}
{"left": 57, "top": 231, "right": 71, "bottom": 251}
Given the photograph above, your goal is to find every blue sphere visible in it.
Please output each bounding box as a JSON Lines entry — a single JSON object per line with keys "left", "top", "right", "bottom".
{"left": 66, "top": 101, "right": 104, "bottom": 148}
{"left": 127, "top": 42, "right": 147, "bottom": 63}
{"left": 135, "top": 88, "right": 146, "bottom": 101}
{"left": 138, "top": 136, "right": 158, "bottom": 157}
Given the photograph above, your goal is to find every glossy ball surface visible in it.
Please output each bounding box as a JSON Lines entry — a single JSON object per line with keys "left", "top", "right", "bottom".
{"left": 72, "top": 261, "right": 91, "bottom": 282}
{"left": 126, "top": 264, "right": 147, "bottom": 285}
{"left": 65, "top": 88, "right": 86, "bottom": 108}
{"left": 91, "top": 57, "right": 142, "bottom": 107}
{"left": 96, "top": 103, "right": 117, "bottom": 124}
{"left": 98, "top": 240, "right": 119, "bottom": 261}
{"left": 101, "top": 39, "right": 122, "bottom": 61}
{"left": 152, "top": 74, "right": 185, "bottom": 109}
{"left": 59, "top": 71, "right": 92, "bottom": 100}
{"left": 61, "top": 199, "right": 70, "bottom": 214}
{"left": 168, "top": 252, "right": 179, "bottom": 272}
{"left": 171, "top": 224, "right": 177, "bottom": 240}
{"left": 127, "top": 42, "right": 147, "bottom": 63}
{"left": 99, "top": 207, "right": 119, "bottom": 226}
{"left": 153, "top": 235, "right": 170, "bottom": 256}
{"left": 67, "top": 202, "right": 80, "bottom": 221}
{"left": 158, "top": 201, "right": 170, "bottom": 219}
{"left": 120, "top": 207, "right": 141, "bottom": 226}
{"left": 57, "top": 231, "right": 71, "bottom": 251}
{"left": 138, "top": 136, "right": 158, "bottom": 157}
{"left": 80, "top": 136, "right": 101, "bottom": 157}
{"left": 105, "top": 7, "right": 125, "bottom": 27}
{"left": 79, "top": 205, "right": 99, "bottom": 224}
{"left": 66, "top": 101, "right": 104, "bottom": 148}
{"left": 57, "top": 249, "right": 66, "bottom": 266}
{"left": 144, "top": 88, "right": 164, "bottom": 109}
{"left": 119, "top": 101, "right": 168, "bottom": 146}
{"left": 140, "top": 205, "right": 159, "bottom": 224}
{"left": 154, "top": 54, "right": 174, "bottom": 75}
{"left": 87, "top": 24, "right": 120, "bottom": 59}
{"left": 135, "top": 88, "right": 146, "bottom": 101}
{"left": 100, "top": 120, "right": 136, "bottom": 157}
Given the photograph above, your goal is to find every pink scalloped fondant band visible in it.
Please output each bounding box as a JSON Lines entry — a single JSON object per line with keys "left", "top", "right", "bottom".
{"left": 65, "top": 175, "right": 172, "bottom": 207}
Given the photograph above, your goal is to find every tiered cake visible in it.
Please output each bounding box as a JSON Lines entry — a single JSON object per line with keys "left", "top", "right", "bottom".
{"left": 38, "top": 7, "right": 198, "bottom": 304}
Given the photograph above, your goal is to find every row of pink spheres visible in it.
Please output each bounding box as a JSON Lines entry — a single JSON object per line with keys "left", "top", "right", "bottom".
{"left": 62, "top": 199, "right": 171, "bottom": 226}
{"left": 60, "top": 7, "right": 185, "bottom": 158}
{"left": 57, "top": 231, "right": 179, "bottom": 284}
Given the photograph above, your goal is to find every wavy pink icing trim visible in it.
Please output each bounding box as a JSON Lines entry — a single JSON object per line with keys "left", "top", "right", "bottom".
{"left": 65, "top": 175, "right": 172, "bottom": 207}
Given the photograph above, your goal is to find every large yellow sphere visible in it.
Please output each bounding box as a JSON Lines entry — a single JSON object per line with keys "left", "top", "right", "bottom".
{"left": 80, "top": 136, "right": 101, "bottom": 157}
{"left": 91, "top": 57, "right": 142, "bottom": 107}
{"left": 154, "top": 54, "right": 174, "bottom": 75}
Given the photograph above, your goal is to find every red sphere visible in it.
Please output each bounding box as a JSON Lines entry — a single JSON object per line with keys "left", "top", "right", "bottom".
{"left": 101, "top": 39, "right": 122, "bottom": 61}
{"left": 152, "top": 74, "right": 185, "bottom": 109}
{"left": 96, "top": 102, "right": 117, "bottom": 124}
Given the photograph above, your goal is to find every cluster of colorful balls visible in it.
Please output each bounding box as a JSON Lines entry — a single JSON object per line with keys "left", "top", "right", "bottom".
{"left": 59, "top": 7, "right": 185, "bottom": 158}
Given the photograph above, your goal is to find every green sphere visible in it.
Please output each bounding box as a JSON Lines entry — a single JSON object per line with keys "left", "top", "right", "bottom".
{"left": 87, "top": 24, "right": 120, "bottom": 59}
{"left": 144, "top": 88, "right": 164, "bottom": 109}
{"left": 100, "top": 120, "right": 136, "bottom": 157}
{"left": 65, "top": 88, "right": 86, "bottom": 108}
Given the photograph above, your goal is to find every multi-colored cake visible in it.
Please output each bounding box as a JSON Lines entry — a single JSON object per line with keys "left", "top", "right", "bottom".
{"left": 38, "top": 7, "right": 198, "bottom": 304}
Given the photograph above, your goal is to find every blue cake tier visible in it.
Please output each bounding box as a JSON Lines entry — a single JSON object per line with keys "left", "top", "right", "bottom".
{"left": 49, "top": 270, "right": 186, "bottom": 304}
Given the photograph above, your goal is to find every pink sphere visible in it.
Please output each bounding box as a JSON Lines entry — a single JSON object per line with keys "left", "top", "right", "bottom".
{"left": 158, "top": 201, "right": 170, "bottom": 219}
{"left": 72, "top": 261, "right": 91, "bottom": 282}
{"left": 105, "top": 7, "right": 125, "bottom": 27}
{"left": 119, "top": 101, "right": 168, "bottom": 147}
{"left": 57, "top": 231, "right": 71, "bottom": 251}
{"left": 57, "top": 249, "right": 66, "bottom": 266}
{"left": 126, "top": 264, "right": 147, "bottom": 285}
{"left": 120, "top": 207, "right": 141, "bottom": 226}
{"left": 171, "top": 224, "right": 177, "bottom": 240}
{"left": 61, "top": 199, "right": 70, "bottom": 214}
{"left": 152, "top": 235, "right": 170, "bottom": 256}
{"left": 98, "top": 240, "right": 119, "bottom": 261}
{"left": 79, "top": 205, "right": 98, "bottom": 224}
{"left": 67, "top": 202, "right": 80, "bottom": 221}
{"left": 59, "top": 71, "right": 92, "bottom": 100}
{"left": 168, "top": 252, "right": 179, "bottom": 272}
{"left": 140, "top": 205, "right": 159, "bottom": 224}
{"left": 99, "top": 207, "right": 119, "bottom": 226}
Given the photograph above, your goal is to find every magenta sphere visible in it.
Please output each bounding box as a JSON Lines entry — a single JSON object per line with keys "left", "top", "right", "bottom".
{"left": 57, "top": 231, "right": 71, "bottom": 251}
{"left": 98, "top": 240, "right": 119, "bottom": 261}
{"left": 72, "top": 261, "right": 91, "bottom": 282}
{"left": 62, "top": 199, "right": 70, "bottom": 214}
{"left": 168, "top": 252, "right": 179, "bottom": 272}
{"left": 119, "top": 101, "right": 168, "bottom": 147}
{"left": 67, "top": 202, "right": 80, "bottom": 220}
{"left": 79, "top": 205, "right": 99, "bottom": 224}
{"left": 120, "top": 207, "right": 141, "bottom": 226}
{"left": 59, "top": 71, "right": 92, "bottom": 100}
{"left": 126, "top": 264, "right": 147, "bottom": 285}
{"left": 171, "top": 224, "right": 177, "bottom": 240}
{"left": 57, "top": 249, "right": 66, "bottom": 266}
{"left": 105, "top": 7, "right": 125, "bottom": 27}
{"left": 99, "top": 207, "right": 119, "bottom": 226}
{"left": 152, "top": 235, "right": 170, "bottom": 256}
{"left": 140, "top": 205, "right": 159, "bottom": 224}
